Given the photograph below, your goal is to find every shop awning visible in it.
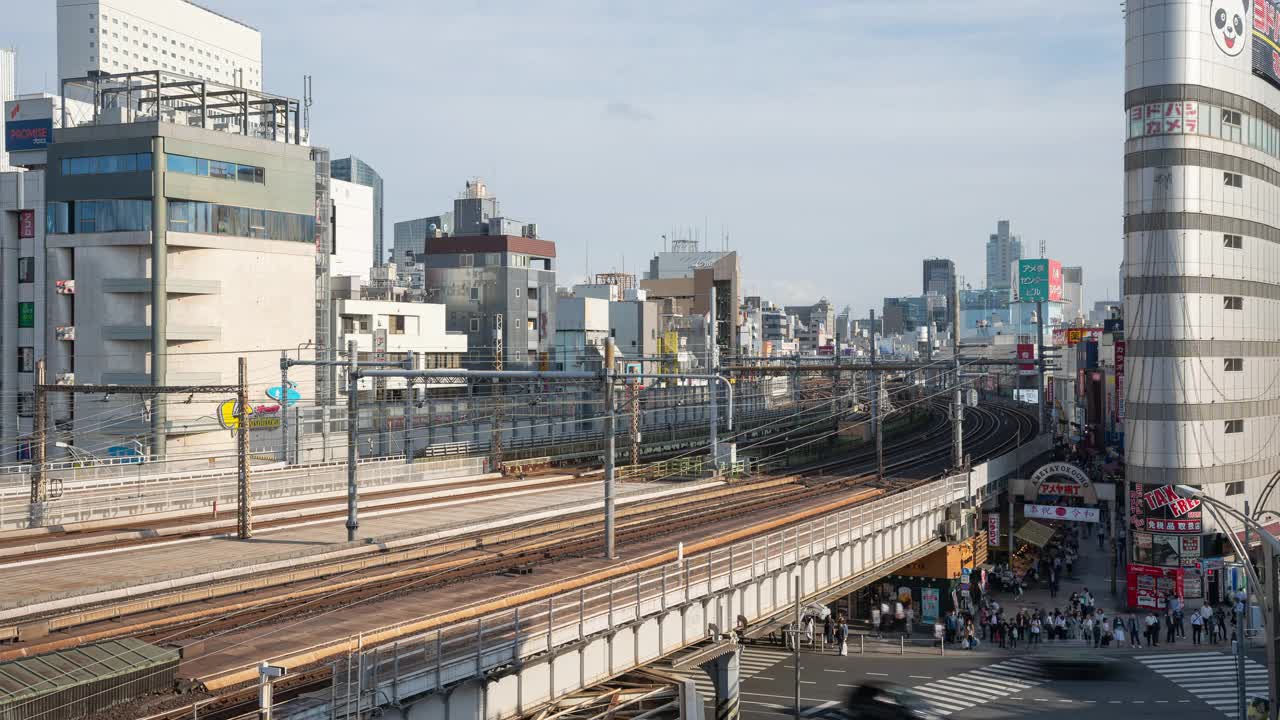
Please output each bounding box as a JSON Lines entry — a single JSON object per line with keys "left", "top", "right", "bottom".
{"left": 1015, "top": 520, "right": 1055, "bottom": 547}
{"left": 1234, "top": 521, "right": 1280, "bottom": 548}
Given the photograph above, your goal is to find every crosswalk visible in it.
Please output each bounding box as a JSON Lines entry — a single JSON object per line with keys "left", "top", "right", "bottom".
{"left": 661, "top": 644, "right": 792, "bottom": 701}
{"left": 1137, "top": 651, "right": 1270, "bottom": 718}
{"left": 905, "top": 656, "right": 1050, "bottom": 716}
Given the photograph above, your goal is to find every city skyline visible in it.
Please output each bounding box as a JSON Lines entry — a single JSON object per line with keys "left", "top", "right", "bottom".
{"left": 1, "top": 0, "right": 1124, "bottom": 310}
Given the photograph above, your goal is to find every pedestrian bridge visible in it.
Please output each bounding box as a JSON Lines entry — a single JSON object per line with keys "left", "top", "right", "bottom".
{"left": 322, "top": 435, "right": 1050, "bottom": 720}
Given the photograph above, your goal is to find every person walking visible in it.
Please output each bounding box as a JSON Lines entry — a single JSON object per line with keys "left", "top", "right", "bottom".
{"left": 824, "top": 615, "right": 834, "bottom": 648}
{"left": 1031, "top": 615, "right": 1042, "bottom": 646}
{"left": 1200, "top": 604, "right": 1215, "bottom": 644}
{"left": 1128, "top": 614, "right": 1142, "bottom": 648}
{"left": 836, "top": 615, "right": 849, "bottom": 656}
{"left": 1165, "top": 607, "right": 1177, "bottom": 644}
{"left": 1191, "top": 607, "right": 1203, "bottom": 645}
{"left": 1145, "top": 610, "right": 1159, "bottom": 647}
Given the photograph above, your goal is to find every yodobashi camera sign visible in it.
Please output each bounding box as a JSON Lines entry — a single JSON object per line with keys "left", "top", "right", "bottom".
{"left": 1016, "top": 258, "right": 1063, "bottom": 303}
{"left": 4, "top": 98, "right": 54, "bottom": 152}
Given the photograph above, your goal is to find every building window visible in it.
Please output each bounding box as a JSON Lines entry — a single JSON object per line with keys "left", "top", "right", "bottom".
{"left": 459, "top": 254, "right": 474, "bottom": 267}
{"left": 1226, "top": 481, "right": 1245, "bottom": 496}
{"left": 166, "top": 201, "right": 314, "bottom": 243}
{"left": 1224, "top": 296, "right": 1244, "bottom": 310}
{"left": 1224, "top": 234, "right": 1243, "bottom": 249}
{"left": 1224, "top": 172, "right": 1243, "bottom": 188}
{"left": 46, "top": 200, "right": 152, "bottom": 234}
{"left": 389, "top": 315, "right": 405, "bottom": 334}
{"left": 17, "top": 302, "right": 34, "bottom": 329}
{"left": 1224, "top": 358, "right": 1244, "bottom": 371}
{"left": 527, "top": 287, "right": 538, "bottom": 300}
{"left": 1223, "top": 109, "right": 1243, "bottom": 126}
{"left": 17, "top": 347, "right": 33, "bottom": 373}
{"left": 61, "top": 152, "right": 151, "bottom": 176}
{"left": 17, "top": 392, "right": 33, "bottom": 418}
{"left": 469, "top": 317, "right": 481, "bottom": 333}
{"left": 1225, "top": 419, "right": 1244, "bottom": 433}
{"left": 17, "top": 257, "right": 34, "bottom": 284}
{"left": 470, "top": 287, "right": 480, "bottom": 301}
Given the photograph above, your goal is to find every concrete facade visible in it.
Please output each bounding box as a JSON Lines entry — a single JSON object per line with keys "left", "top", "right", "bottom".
{"left": 335, "top": 298, "right": 466, "bottom": 393}
{"left": 0, "top": 49, "right": 13, "bottom": 170}
{"left": 41, "top": 119, "right": 317, "bottom": 461}
{"left": 1123, "top": 0, "right": 1280, "bottom": 519}
{"left": 330, "top": 156, "right": 384, "bottom": 265}
{"left": 58, "top": 0, "right": 262, "bottom": 88}
{"left": 329, "top": 177, "right": 374, "bottom": 283}
{"left": 422, "top": 235, "right": 557, "bottom": 368}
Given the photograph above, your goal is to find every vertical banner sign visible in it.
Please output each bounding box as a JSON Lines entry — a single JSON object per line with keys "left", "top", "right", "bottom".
{"left": 988, "top": 514, "right": 1000, "bottom": 547}
{"left": 1048, "top": 260, "right": 1064, "bottom": 301}
{"left": 17, "top": 210, "right": 34, "bottom": 239}
{"left": 1114, "top": 340, "right": 1126, "bottom": 421}
{"left": 1017, "top": 343, "right": 1035, "bottom": 372}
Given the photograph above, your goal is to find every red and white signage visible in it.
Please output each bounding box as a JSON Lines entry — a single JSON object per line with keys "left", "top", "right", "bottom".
{"left": 1145, "top": 518, "right": 1202, "bottom": 533}
{"left": 1017, "top": 343, "right": 1035, "bottom": 372}
{"left": 1144, "top": 485, "right": 1200, "bottom": 516}
{"left": 988, "top": 514, "right": 1000, "bottom": 547}
{"left": 18, "top": 210, "right": 34, "bottom": 239}
{"left": 1024, "top": 504, "right": 1100, "bottom": 523}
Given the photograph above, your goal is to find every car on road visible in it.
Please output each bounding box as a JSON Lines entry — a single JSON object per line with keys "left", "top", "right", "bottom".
{"left": 846, "top": 682, "right": 939, "bottom": 720}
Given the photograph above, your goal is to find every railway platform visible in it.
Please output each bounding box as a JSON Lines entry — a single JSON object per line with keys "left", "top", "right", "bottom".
{"left": 0, "top": 476, "right": 715, "bottom": 630}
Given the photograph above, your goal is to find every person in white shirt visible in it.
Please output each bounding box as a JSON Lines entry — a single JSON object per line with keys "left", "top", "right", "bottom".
{"left": 1145, "top": 611, "right": 1159, "bottom": 646}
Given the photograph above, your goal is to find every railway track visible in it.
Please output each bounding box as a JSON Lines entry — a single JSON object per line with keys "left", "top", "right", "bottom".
{"left": 43, "top": 401, "right": 1036, "bottom": 720}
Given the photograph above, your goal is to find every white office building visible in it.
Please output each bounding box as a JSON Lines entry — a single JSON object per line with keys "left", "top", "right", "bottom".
{"left": 58, "top": 0, "right": 262, "bottom": 89}
{"left": 329, "top": 177, "right": 374, "bottom": 284}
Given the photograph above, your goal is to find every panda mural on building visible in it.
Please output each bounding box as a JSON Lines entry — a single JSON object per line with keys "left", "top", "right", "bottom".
{"left": 1210, "top": 0, "right": 1248, "bottom": 57}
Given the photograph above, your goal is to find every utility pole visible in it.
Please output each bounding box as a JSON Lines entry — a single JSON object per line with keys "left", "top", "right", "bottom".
{"left": 629, "top": 380, "right": 640, "bottom": 466}
{"left": 793, "top": 576, "right": 802, "bottom": 720}
{"left": 709, "top": 285, "right": 720, "bottom": 472}
{"left": 237, "top": 357, "right": 252, "bottom": 539}
{"left": 279, "top": 351, "right": 289, "bottom": 464}
{"left": 952, "top": 285, "right": 964, "bottom": 470}
{"left": 1036, "top": 299, "right": 1047, "bottom": 434}
{"left": 31, "top": 359, "right": 47, "bottom": 523}
{"left": 403, "top": 354, "right": 415, "bottom": 465}
{"left": 345, "top": 340, "right": 359, "bottom": 542}
{"left": 870, "top": 310, "right": 883, "bottom": 482}
{"left": 604, "top": 337, "right": 617, "bottom": 559}
{"left": 491, "top": 313, "right": 504, "bottom": 473}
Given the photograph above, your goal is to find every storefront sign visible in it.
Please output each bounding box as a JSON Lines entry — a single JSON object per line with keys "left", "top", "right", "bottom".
{"left": 1144, "top": 484, "right": 1199, "bottom": 515}
{"left": 217, "top": 399, "right": 281, "bottom": 430}
{"left": 1029, "top": 462, "right": 1097, "bottom": 502}
{"left": 987, "top": 514, "right": 1000, "bottom": 547}
{"left": 1180, "top": 535, "right": 1202, "bottom": 567}
{"left": 1146, "top": 518, "right": 1202, "bottom": 533}
{"left": 1025, "top": 504, "right": 1100, "bottom": 523}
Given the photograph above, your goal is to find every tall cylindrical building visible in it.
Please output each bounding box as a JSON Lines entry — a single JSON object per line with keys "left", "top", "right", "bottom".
{"left": 1125, "top": 0, "right": 1280, "bottom": 527}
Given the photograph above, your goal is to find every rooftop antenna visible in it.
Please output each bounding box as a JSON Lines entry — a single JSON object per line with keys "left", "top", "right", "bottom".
{"left": 302, "top": 75, "right": 312, "bottom": 134}
{"left": 1039, "top": 237, "right": 1046, "bottom": 259}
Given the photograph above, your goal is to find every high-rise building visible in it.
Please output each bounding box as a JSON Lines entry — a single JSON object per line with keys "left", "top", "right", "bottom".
{"left": 1124, "top": 0, "right": 1280, "bottom": 523}
{"left": 985, "top": 220, "right": 1022, "bottom": 291}
{"left": 922, "top": 257, "right": 956, "bottom": 298}
{"left": 56, "top": 0, "right": 262, "bottom": 89}
{"left": 0, "top": 49, "right": 14, "bottom": 169}
{"left": 330, "top": 156, "right": 384, "bottom": 265}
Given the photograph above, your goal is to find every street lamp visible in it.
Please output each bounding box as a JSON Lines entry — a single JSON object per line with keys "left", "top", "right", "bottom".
{"left": 1175, "top": 485, "right": 1278, "bottom": 720}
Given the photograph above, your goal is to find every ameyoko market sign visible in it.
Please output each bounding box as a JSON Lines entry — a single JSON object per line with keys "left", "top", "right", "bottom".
{"left": 1029, "top": 462, "right": 1098, "bottom": 503}
{"left": 1025, "top": 504, "right": 1100, "bottom": 524}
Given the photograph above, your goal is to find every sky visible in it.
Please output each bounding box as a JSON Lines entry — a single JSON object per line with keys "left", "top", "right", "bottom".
{"left": 3, "top": 0, "right": 1124, "bottom": 314}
